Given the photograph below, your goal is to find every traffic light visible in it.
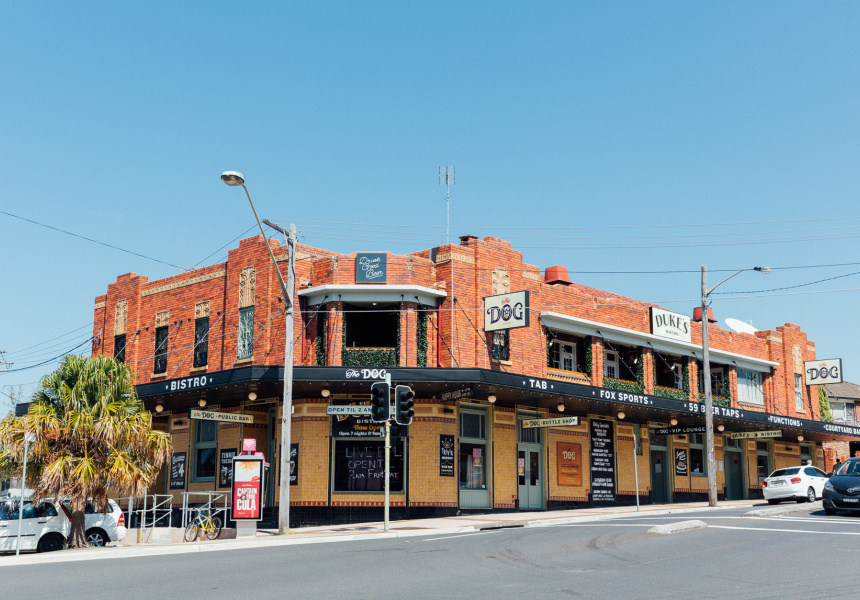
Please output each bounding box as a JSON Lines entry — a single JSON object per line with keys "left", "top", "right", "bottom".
{"left": 370, "top": 381, "right": 390, "bottom": 422}
{"left": 390, "top": 424, "right": 409, "bottom": 438}
{"left": 394, "top": 385, "right": 414, "bottom": 425}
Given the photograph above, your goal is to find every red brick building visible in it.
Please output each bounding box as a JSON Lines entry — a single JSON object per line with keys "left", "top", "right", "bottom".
{"left": 92, "top": 234, "right": 860, "bottom": 525}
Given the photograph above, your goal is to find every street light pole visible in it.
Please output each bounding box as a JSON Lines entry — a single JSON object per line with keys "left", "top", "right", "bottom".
{"left": 700, "top": 264, "right": 770, "bottom": 507}
{"left": 222, "top": 171, "right": 296, "bottom": 535}
{"left": 16, "top": 432, "right": 36, "bottom": 556}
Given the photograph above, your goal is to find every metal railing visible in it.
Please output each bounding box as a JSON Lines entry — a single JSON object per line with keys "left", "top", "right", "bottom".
{"left": 180, "top": 491, "right": 230, "bottom": 530}
{"left": 115, "top": 495, "right": 174, "bottom": 543}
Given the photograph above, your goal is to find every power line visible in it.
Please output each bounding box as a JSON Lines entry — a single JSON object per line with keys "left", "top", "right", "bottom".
{"left": 0, "top": 338, "right": 93, "bottom": 373}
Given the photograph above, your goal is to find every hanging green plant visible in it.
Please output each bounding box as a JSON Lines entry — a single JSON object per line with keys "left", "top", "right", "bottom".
{"left": 416, "top": 309, "right": 428, "bottom": 367}
{"left": 342, "top": 348, "right": 397, "bottom": 367}
{"left": 315, "top": 313, "right": 327, "bottom": 366}
{"left": 636, "top": 347, "right": 645, "bottom": 386}
{"left": 682, "top": 359, "right": 691, "bottom": 393}
{"left": 584, "top": 336, "right": 593, "bottom": 375}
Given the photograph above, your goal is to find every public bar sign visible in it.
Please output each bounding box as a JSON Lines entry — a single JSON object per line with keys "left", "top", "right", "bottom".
{"left": 189, "top": 409, "right": 254, "bottom": 424}
{"left": 355, "top": 253, "right": 387, "bottom": 283}
{"left": 232, "top": 455, "right": 264, "bottom": 521}
{"left": 650, "top": 307, "right": 692, "bottom": 343}
{"left": 804, "top": 358, "right": 843, "bottom": 385}
{"left": 522, "top": 416, "right": 580, "bottom": 429}
{"left": 728, "top": 430, "right": 782, "bottom": 440}
{"left": 484, "top": 291, "right": 530, "bottom": 332}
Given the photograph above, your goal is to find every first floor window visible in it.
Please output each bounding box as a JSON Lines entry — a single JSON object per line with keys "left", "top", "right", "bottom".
{"left": 689, "top": 433, "right": 706, "bottom": 475}
{"left": 551, "top": 341, "right": 576, "bottom": 371}
{"left": 238, "top": 306, "right": 254, "bottom": 359}
{"left": 193, "top": 420, "right": 218, "bottom": 481}
{"left": 333, "top": 439, "right": 404, "bottom": 492}
{"left": 604, "top": 350, "right": 618, "bottom": 378}
{"left": 795, "top": 374, "right": 804, "bottom": 411}
{"left": 699, "top": 365, "right": 726, "bottom": 396}
{"left": 114, "top": 334, "right": 126, "bottom": 364}
{"left": 737, "top": 369, "right": 764, "bottom": 405}
{"left": 194, "top": 317, "right": 209, "bottom": 367}
{"left": 492, "top": 330, "right": 510, "bottom": 361}
{"left": 154, "top": 326, "right": 168, "bottom": 374}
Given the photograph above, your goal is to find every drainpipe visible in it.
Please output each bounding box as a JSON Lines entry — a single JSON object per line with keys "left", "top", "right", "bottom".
{"left": 436, "top": 299, "right": 443, "bottom": 368}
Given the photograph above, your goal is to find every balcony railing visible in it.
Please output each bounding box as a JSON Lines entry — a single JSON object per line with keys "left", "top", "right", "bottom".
{"left": 603, "top": 377, "right": 643, "bottom": 394}
{"left": 341, "top": 347, "right": 397, "bottom": 368}
{"left": 654, "top": 385, "right": 689, "bottom": 401}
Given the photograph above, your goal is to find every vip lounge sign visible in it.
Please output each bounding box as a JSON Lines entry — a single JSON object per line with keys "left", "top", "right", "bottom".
{"left": 650, "top": 307, "right": 692, "bottom": 343}
{"left": 484, "top": 290, "right": 530, "bottom": 332}
{"left": 355, "top": 253, "right": 387, "bottom": 283}
{"left": 804, "top": 358, "right": 843, "bottom": 385}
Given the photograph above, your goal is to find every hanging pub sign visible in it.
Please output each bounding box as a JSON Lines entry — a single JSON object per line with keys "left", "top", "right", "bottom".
{"left": 728, "top": 430, "right": 782, "bottom": 440}
{"left": 804, "top": 358, "right": 843, "bottom": 385}
{"left": 650, "top": 307, "right": 692, "bottom": 344}
{"left": 355, "top": 253, "right": 387, "bottom": 283}
{"left": 590, "top": 419, "right": 616, "bottom": 505}
{"left": 675, "top": 449, "right": 688, "bottom": 477}
{"left": 232, "top": 455, "right": 264, "bottom": 521}
{"left": 188, "top": 409, "right": 254, "bottom": 424}
{"left": 169, "top": 452, "right": 187, "bottom": 490}
{"left": 523, "top": 416, "right": 579, "bottom": 429}
{"left": 484, "top": 290, "right": 530, "bottom": 332}
{"left": 654, "top": 426, "right": 706, "bottom": 436}
{"left": 440, "top": 435, "right": 455, "bottom": 477}
{"left": 289, "top": 443, "right": 299, "bottom": 486}
{"left": 331, "top": 400, "right": 380, "bottom": 438}
{"left": 219, "top": 448, "right": 237, "bottom": 488}
{"left": 557, "top": 442, "right": 582, "bottom": 487}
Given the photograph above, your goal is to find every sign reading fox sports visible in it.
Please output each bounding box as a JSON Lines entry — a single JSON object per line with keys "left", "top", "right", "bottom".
{"left": 484, "top": 291, "right": 530, "bottom": 332}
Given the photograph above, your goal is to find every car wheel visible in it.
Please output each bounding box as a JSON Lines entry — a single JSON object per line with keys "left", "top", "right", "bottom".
{"left": 37, "top": 533, "right": 65, "bottom": 553}
{"left": 806, "top": 487, "right": 816, "bottom": 503}
{"left": 767, "top": 499, "right": 780, "bottom": 505}
{"left": 86, "top": 529, "right": 108, "bottom": 547}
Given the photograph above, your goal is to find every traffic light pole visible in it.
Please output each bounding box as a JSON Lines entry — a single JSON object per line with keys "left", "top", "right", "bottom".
{"left": 384, "top": 372, "right": 391, "bottom": 532}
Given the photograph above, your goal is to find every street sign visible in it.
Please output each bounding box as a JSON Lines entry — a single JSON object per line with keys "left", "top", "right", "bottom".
{"left": 188, "top": 409, "right": 253, "bottom": 424}
{"left": 522, "top": 416, "right": 580, "bottom": 429}
{"left": 728, "top": 430, "right": 782, "bottom": 440}
{"left": 326, "top": 405, "right": 373, "bottom": 416}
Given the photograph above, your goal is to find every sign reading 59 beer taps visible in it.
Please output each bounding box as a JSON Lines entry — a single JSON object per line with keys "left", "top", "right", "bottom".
{"left": 484, "top": 290, "right": 530, "bottom": 332}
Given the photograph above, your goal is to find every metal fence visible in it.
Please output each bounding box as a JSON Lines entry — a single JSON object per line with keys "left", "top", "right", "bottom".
{"left": 180, "top": 491, "right": 231, "bottom": 530}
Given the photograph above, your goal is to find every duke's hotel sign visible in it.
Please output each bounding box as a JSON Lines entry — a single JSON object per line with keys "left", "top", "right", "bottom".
{"left": 650, "top": 307, "right": 691, "bottom": 344}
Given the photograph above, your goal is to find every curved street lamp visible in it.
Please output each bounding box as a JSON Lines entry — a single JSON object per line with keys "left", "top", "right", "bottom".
{"left": 700, "top": 264, "right": 770, "bottom": 507}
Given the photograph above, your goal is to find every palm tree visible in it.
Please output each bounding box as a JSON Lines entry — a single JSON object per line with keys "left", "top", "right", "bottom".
{"left": 0, "top": 355, "right": 171, "bottom": 548}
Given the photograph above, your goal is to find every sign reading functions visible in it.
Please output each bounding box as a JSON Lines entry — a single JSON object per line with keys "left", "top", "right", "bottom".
{"left": 650, "top": 307, "right": 692, "bottom": 343}
{"left": 728, "top": 430, "right": 782, "bottom": 440}
{"left": 355, "top": 253, "right": 387, "bottom": 283}
{"left": 189, "top": 409, "right": 254, "bottom": 424}
{"left": 326, "top": 405, "right": 373, "bottom": 416}
{"left": 484, "top": 290, "right": 530, "bottom": 332}
{"left": 522, "top": 416, "right": 580, "bottom": 429}
{"left": 804, "top": 358, "right": 843, "bottom": 385}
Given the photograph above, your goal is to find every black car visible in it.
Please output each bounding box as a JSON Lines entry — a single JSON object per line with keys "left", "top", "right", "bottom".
{"left": 823, "top": 457, "right": 860, "bottom": 515}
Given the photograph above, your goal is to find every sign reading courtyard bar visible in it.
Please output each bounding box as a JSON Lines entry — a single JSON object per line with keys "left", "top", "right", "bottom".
{"left": 728, "top": 430, "right": 782, "bottom": 440}
{"left": 188, "top": 409, "right": 254, "bottom": 424}
{"left": 522, "top": 416, "right": 580, "bottom": 428}
{"left": 484, "top": 290, "right": 530, "bottom": 332}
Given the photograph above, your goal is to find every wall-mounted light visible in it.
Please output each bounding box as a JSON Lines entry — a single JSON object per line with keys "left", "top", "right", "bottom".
{"left": 617, "top": 411, "right": 625, "bottom": 420}
{"left": 248, "top": 392, "right": 257, "bottom": 401}
{"left": 557, "top": 403, "right": 565, "bottom": 412}
{"left": 797, "top": 435, "right": 804, "bottom": 442}
{"left": 155, "top": 404, "right": 164, "bottom": 413}
{"left": 198, "top": 399, "right": 207, "bottom": 408}
{"left": 321, "top": 388, "right": 331, "bottom": 398}
{"left": 670, "top": 418, "right": 678, "bottom": 426}
{"left": 487, "top": 395, "right": 496, "bottom": 404}
{"left": 717, "top": 425, "right": 725, "bottom": 432}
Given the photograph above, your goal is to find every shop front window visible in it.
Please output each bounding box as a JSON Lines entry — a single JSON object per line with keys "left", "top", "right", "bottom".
{"left": 332, "top": 439, "right": 405, "bottom": 492}
{"left": 756, "top": 441, "right": 770, "bottom": 480}
{"left": 689, "top": 433, "right": 706, "bottom": 476}
{"left": 193, "top": 420, "right": 218, "bottom": 481}
{"left": 459, "top": 409, "right": 488, "bottom": 491}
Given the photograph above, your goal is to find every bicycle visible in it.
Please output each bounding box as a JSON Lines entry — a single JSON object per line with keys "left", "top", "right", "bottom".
{"left": 184, "top": 509, "right": 223, "bottom": 542}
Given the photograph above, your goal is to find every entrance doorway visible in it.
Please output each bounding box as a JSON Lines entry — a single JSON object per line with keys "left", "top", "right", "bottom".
{"left": 517, "top": 417, "right": 543, "bottom": 510}
{"left": 649, "top": 428, "right": 671, "bottom": 504}
{"left": 724, "top": 436, "right": 746, "bottom": 500}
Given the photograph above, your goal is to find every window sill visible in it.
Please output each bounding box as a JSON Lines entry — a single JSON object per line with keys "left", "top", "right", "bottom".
{"left": 492, "top": 359, "right": 512, "bottom": 366}
{"left": 190, "top": 365, "right": 208, "bottom": 373}
{"left": 235, "top": 357, "right": 254, "bottom": 365}
{"left": 151, "top": 373, "right": 168, "bottom": 380}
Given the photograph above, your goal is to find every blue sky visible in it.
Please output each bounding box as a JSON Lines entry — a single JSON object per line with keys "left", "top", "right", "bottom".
{"left": 2, "top": 2, "right": 859, "bottom": 408}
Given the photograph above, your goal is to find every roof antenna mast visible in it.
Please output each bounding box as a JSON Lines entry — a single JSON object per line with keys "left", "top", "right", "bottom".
{"left": 439, "top": 166, "right": 455, "bottom": 245}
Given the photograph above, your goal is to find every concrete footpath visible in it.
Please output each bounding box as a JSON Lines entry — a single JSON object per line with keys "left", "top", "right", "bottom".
{"left": 1, "top": 499, "right": 785, "bottom": 567}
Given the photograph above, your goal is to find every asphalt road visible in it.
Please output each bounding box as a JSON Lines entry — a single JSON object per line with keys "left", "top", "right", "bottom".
{"left": 3, "top": 506, "right": 860, "bottom": 600}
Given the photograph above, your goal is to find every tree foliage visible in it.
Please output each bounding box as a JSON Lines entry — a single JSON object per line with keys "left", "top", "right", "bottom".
{"left": 818, "top": 385, "right": 833, "bottom": 422}
{"left": 0, "top": 355, "right": 171, "bottom": 547}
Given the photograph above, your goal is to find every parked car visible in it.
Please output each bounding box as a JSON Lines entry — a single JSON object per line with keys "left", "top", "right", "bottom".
{"left": 0, "top": 496, "right": 70, "bottom": 553}
{"left": 823, "top": 457, "right": 860, "bottom": 515}
{"left": 762, "top": 465, "right": 828, "bottom": 504}
{"left": 59, "top": 498, "right": 127, "bottom": 547}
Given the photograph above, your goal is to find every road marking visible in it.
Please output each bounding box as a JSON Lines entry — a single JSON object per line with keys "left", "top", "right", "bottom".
{"left": 709, "top": 525, "right": 860, "bottom": 536}
{"left": 421, "top": 531, "right": 498, "bottom": 542}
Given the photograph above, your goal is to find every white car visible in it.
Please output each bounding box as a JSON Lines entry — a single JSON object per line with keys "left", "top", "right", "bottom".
{"left": 60, "top": 498, "right": 127, "bottom": 547}
{"left": 0, "top": 497, "right": 70, "bottom": 553}
{"left": 762, "top": 465, "right": 829, "bottom": 504}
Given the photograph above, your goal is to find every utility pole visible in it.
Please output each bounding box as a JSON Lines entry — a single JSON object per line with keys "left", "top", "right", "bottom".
{"left": 439, "top": 166, "right": 455, "bottom": 245}
{"left": 383, "top": 371, "right": 391, "bottom": 532}
{"left": 701, "top": 265, "right": 718, "bottom": 507}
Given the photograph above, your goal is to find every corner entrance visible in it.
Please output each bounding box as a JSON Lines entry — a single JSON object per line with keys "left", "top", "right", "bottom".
{"left": 649, "top": 428, "right": 671, "bottom": 504}
{"left": 517, "top": 417, "right": 544, "bottom": 510}
{"left": 724, "top": 436, "right": 746, "bottom": 500}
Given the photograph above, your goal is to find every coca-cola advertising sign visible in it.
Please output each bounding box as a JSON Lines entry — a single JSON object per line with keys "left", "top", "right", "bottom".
{"left": 232, "top": 456, "right": 264, "bottom": 521}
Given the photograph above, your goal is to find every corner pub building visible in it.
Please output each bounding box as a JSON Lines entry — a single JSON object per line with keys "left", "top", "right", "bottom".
{"left": 90, "top": 234, "right": 860, "bottom": 526}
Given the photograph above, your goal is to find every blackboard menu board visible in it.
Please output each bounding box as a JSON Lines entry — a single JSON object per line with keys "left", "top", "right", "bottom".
{"left": 169, "top": 452, "right": 187, "bottom": 490}
{"left": 440, "top": 435, "right": 455, "bottom": 477}
{"left": 219, "top": 448, "right": 236, "bottom": 488}
{"left": 289, "top": 443, "right": 298, "bottom": 486}
{"left": 675, "top": 449, "right": 688, "bottom": 477}
{"left": 331, "top": 401, "right": 381, "bottom": 438}
{"left": 333, "top": 439, "right": 404, "bottom": 492}
{"left": 590, "top": 419, "right": 615, "bottom": 505}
